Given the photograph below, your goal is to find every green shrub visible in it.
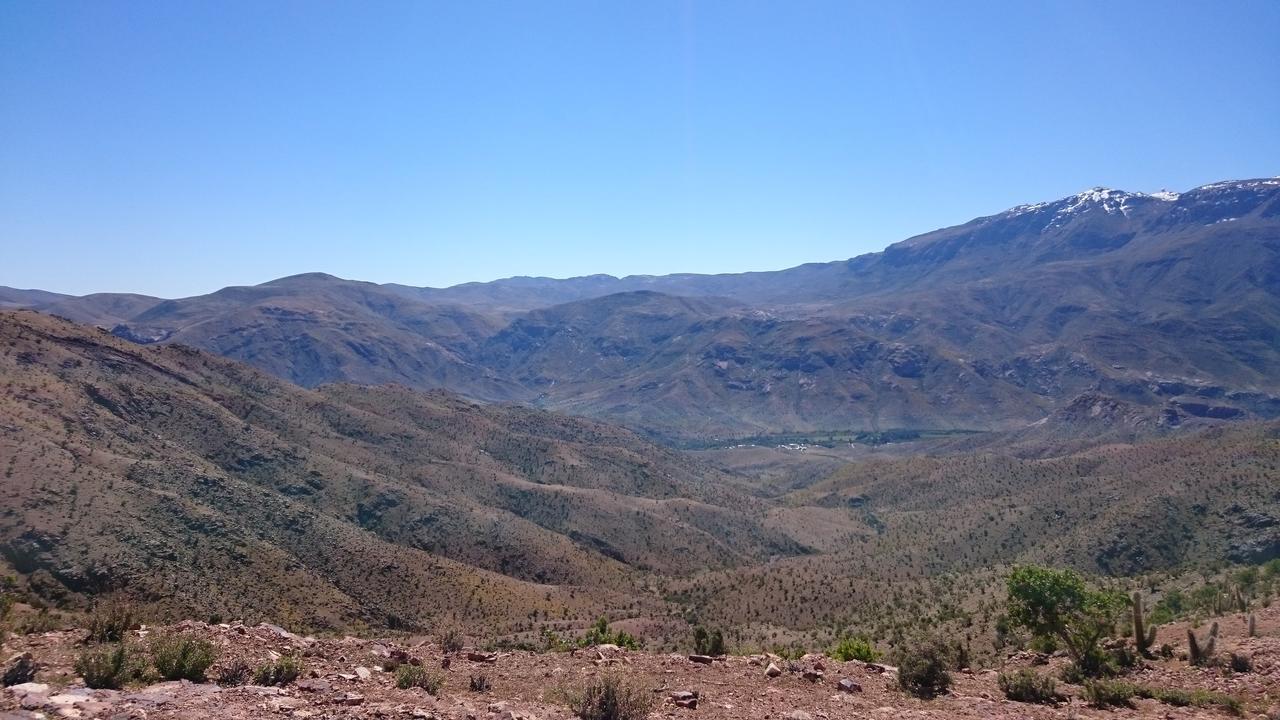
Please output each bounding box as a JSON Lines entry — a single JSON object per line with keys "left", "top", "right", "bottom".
{"left": 770, "top": 645, "right": 806, "bottom": 660}
{"left": 469, "top": 673, "right": 490, "bottom": 692}
{"left": 830, "top": 636, "right": 878, "bottom": 663}
{"left": 1111, "top": 644, "right": 1139, "bottom": 670}
{"left": 1133, "top": 686, "right": 1242, "bottom": 715}
{"left": 1082, "top": 679, "right": 1136, "bottom": 708}
{"left": 75, "top": 643, "right": 141, "bottom": 689}
{"left": 396, "top": 664, "right": 444, "bottom": 694}
{"left": 1027, "top": 634, "right": 1058, "bottom": 654}
{"left": 1006, "top": 566, "right": 1127, "bottom": 678}
{"left": 896, "top": 642, "right": 952, "bottom": 699}
{"left": 17, "top": 608, "right": 62, "bottom": 635}
{"left": 1058, "top": 661, "right": 1085, "bottom": 685}
{"left": 253, "top": 655, "right": 303, "bottom": 686}
{"left": 580, "top": 617, "right": 639, "bottom": 650}
{"left": 0, "top": 590, "right": 11, "bottom": 647}
{"left": 86, "top": 600, "right": 135, "bottom": 644}
{"left": 541, "top": 628, "right": 570, "bottom": 652}
{"left": 1149, "top": 589, "right": 1185, "bottom": 625}
{"left": 693, "top": 626, "right": 725, "bottom": 656}
{"left": 215, "top": 659, "right": 252, "bottom": 687}
{"left": 997, "top": 668, "right": 1060, "bottom": 704}
{"left": 561, "top": 674, "right": 655, "bottom": 720}
{"left": 439, "top": 627, "right": 465, "bottom": 654}
{"left": 150, "top": 634, "right": 217, "bottom": 681}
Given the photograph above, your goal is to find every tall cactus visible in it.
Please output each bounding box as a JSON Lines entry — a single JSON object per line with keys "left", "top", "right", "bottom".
{"left": 1248, "top": 614, "right": 1257, "bottom": 638}
{"left": 1188, "top": 621, "right": 1218, "bottom": 666}
{"left": 1131, "top": 591, "right": 1157, "bottom": 656}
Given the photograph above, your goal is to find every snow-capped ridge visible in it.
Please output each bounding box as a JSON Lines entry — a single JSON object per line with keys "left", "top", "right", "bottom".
{"left": 1006, "top": 185, "right": 1187, "bottom": 223}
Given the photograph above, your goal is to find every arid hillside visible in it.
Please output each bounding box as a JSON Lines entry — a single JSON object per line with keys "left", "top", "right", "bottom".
{"left": 667, "top": 422, "right": 1280, "bottom": 655}
{"left": 0, "top": 310, "right": 799, "bottom": 634}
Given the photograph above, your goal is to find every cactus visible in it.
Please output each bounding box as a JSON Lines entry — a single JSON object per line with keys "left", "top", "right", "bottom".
{"left": 1187, "top": 622, "right": 1218, "bottom": 666}
{"left": 1131, "top": 591, "right": 1157, "bottom": 656}
{"left": 1248, "top": 614, "right": 1257, "bottom": 637}
{"left": 1233, "top": 587, "right": 1247, "bottom": 613}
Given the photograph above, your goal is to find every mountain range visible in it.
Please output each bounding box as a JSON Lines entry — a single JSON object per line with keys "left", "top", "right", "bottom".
{"left": 4, "top": 177, "right": 1278, "bottom": 440}
{"left": 3, "top": 309, "right": 1277, "bottom": 646}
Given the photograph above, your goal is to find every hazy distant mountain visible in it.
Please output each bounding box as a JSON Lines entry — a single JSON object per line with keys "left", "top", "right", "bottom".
{"left": 5, "top": 177, "right": 1277, "bottom": 438}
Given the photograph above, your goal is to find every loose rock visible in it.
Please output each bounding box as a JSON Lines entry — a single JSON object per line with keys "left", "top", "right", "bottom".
{"left": 1, "top": 653, "right": 38, "bottom": 687}
{"left": 837, "top": 678, "right": 862, "bottom": 693}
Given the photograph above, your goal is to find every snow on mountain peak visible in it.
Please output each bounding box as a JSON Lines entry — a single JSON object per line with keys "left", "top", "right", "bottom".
{"left": 1005, "top": 185, "right": 1182, "bottom": 225}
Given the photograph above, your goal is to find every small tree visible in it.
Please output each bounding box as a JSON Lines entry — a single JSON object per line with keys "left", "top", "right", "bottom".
{"left": 1006, "top": 566, "right": 1127, "bottom": 677}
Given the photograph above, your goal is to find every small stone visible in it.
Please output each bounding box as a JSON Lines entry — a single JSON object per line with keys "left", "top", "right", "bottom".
{"left": 295, "top": 679, "right": 331, "bottom": 692}
{"left": 802, "top": 669, "right": 823, "bottom": 683}
{"left": 837, "top": 678, "right": 862, "bottom": 693}
{"left": 354, "top": 666, "right": 372, "bottom": 680}
{"left": 338, "top": 692, "right": 364, "bottom": 706}
{"left": 675, "top": 698, "right": 697, "bottom": 709}
{"left": 466, "top": 652, "right": 497, "bottom": 664}
{"left": 765, "top": 663, "right": 782, "bottom": 678}
{"left": 783, "top": 712, "right": 813, "bottom": 720}
{"left": 687, "top": 655, "right": 714, "bottom": 665}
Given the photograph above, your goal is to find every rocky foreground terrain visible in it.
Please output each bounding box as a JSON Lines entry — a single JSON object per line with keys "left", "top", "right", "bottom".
{"left": 3, "top": 604, "right": 1280, "bottom": 720}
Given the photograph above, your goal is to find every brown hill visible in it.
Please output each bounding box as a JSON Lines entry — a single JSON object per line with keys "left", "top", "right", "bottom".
{"left": 0, "top": 310, "right": 799, "bottom": 633}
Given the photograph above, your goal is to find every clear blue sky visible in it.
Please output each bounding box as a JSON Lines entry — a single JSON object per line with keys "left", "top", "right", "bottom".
{"left": 2, "top": 1, "right": 1278, "bottom": 298}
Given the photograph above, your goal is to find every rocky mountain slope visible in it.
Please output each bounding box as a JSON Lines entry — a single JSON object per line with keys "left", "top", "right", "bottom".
{"left": 0, "top": 310, "right": 800, "bottom": 633}
{"left": 6, "top": 178, "right": 1277, "bottom": 439}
